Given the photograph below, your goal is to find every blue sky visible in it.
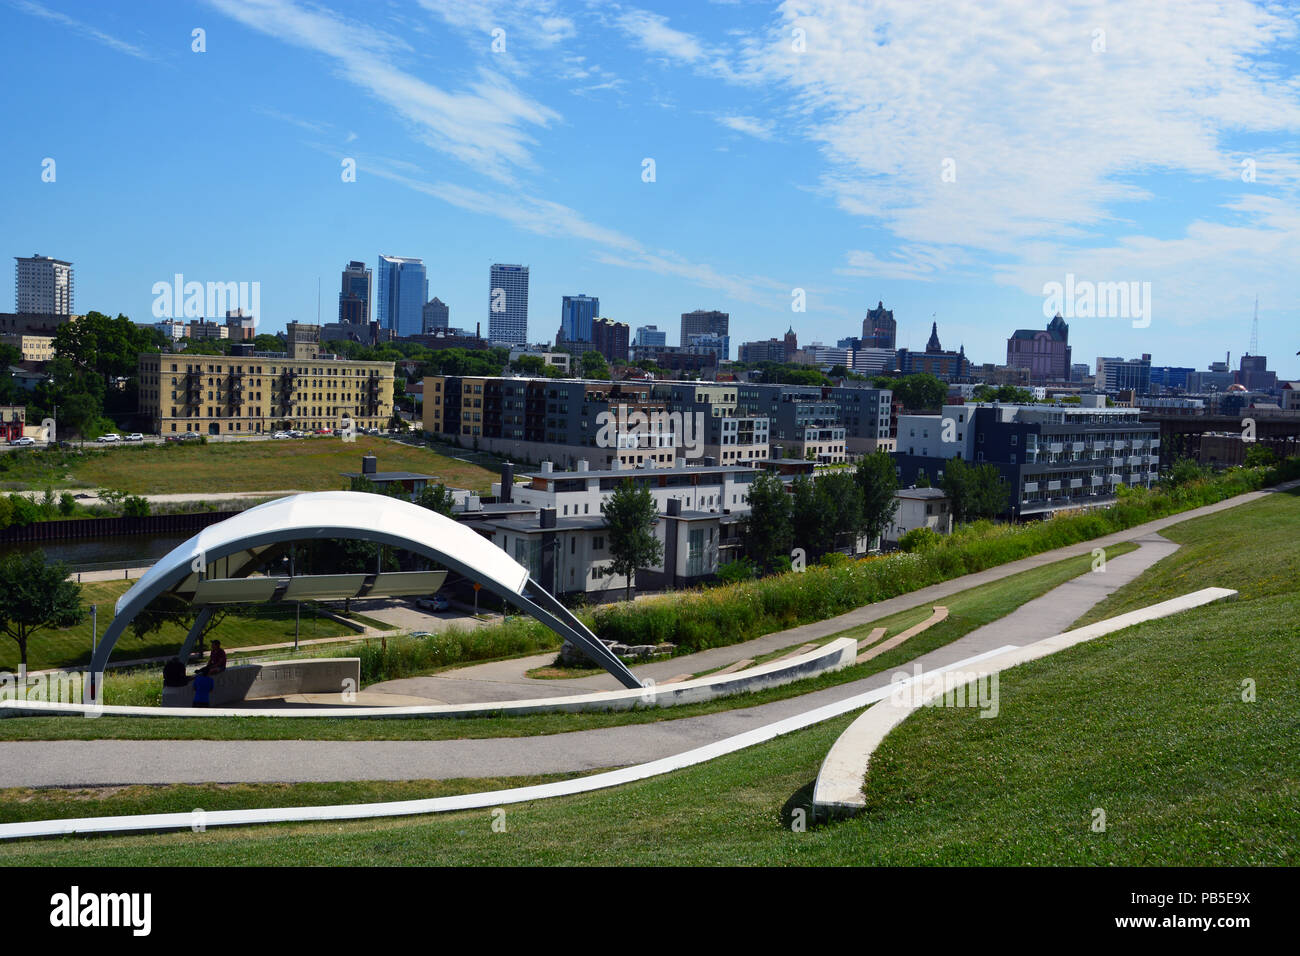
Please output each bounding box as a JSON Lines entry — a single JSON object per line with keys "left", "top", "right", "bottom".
{"left": 1, "top": 0, "right": 1298, "bottom": 376}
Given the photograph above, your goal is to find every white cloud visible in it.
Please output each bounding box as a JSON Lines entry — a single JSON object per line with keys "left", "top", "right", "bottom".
{"left": 206, "top": 0, "right": 559, "bottom": 182}
{"left": 716, "top": 114, "right": 775, "bottom": 140}
{"left": 616, "top": 9, "right": 708, "bottom": 62}
{"left": 354, "top": 154, "right": 790, "bottom": 306}
{"left": 11, "top": 0, "right": 152, "bottom": 60}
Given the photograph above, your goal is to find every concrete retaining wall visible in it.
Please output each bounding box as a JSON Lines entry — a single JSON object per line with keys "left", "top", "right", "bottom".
{"left": 159, "top": 658, "right": 360, "bottom": 707}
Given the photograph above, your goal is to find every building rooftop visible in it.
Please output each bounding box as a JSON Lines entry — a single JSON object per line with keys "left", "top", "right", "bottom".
{"left": 896, "top": 487, "right": 949, "bottom": 500}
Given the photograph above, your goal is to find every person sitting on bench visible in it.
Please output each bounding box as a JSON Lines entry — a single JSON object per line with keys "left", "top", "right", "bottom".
{"left": 196, "top": 640, "right": 227, "bottom": 676}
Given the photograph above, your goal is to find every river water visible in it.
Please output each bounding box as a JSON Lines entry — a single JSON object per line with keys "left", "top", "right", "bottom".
{"left": 3, "top": 532, "right": 194, "bottom": 569}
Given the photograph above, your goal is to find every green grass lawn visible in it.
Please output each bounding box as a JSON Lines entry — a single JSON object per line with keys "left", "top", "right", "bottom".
{"left": 3, "top": 583, "right": 1292, "bottom": 865}
{"left": 0, "top": 435, "right": 497, "bottom": 494}
{"left": 0, "top": 543, "right": 1136, "bottom": 741}
{"left": 1, "top": 578, "right": 364, "bottom": 672}
{"left": 1073, "top": 484, "right": 1300, "bottom": 626}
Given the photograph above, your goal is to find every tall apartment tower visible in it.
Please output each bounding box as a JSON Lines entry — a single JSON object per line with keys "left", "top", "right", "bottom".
{"left": 489, "top": 263, "right": 529, "bottom": 345}
{"left": 680, "top": 309, "right": 729, "bottom": 346}
{"left": 338, "top": 260, "right": 372, "bottom": 325}
{"left": 422, "top": 297, "right": 449, "bottom": 332}
{"left": 15, "top": 254, "right": 74, "bottom": 314}
{"left": 862, "top": 301, "right": 896, "bottom": 350}
{"left": 376, "top": 255, "right": 427, "bottom": 338}
{"left": 560, "top": 294, "right": 599, "bottom": 342}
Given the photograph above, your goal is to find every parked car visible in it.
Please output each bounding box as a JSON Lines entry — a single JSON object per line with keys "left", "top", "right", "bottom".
{"left": 315, "top": 428, "right": 332, "bottom": 436}
{"left": 124, "top": 433, "right": 144, "bottom": 442}
{"left": 409, "top": 631, "right": 433, "bottom": 639}
{"left": 416, "top": 595, "right": 450, "bottom": 612}
{"left": 271, "top": 430, "right": 290, "bottom": 439}
{"left": 8, "top": 436, "right": 36, "bottom": 446}
{"left": 179, "top": 431, "right": 202, "bottom": 441}
{"left": 96, "top": 433, "right": 122, "bottom": 443}
{"left": 287, "top": 429, "right": 305, "bottom": 438}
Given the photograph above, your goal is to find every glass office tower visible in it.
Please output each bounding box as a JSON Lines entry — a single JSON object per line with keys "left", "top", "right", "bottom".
{"left": 376, "top": 255, "right": 427, "bottom": 338}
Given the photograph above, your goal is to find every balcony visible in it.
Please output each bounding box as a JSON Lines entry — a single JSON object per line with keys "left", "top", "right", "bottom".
{"left": 1091, "top": 475, "right": 1103, "bottom": 486}
{"left": 1108, "top": 473, "right": 1123, "bottom": 483}
{"left": 1110, "top": 457, "right": 1123, "bottom": 467}
{"left": 1050, "top": 443, "right": 1064, "bottom": 454}
{"left": 1024, "top": 481, "right": 1039, "bottom": 493}
{"left": 1127, "top": 456, "right": 1142, "bottom": 466}
{"left": 1070, "top": 478, "right": 1083, "bottom": 489}
{"left": 1047, "top": 480, "right": 1062, "bottom": 491}
{"left": 1071, "top": 442, "right": 1086, "bottom": 452}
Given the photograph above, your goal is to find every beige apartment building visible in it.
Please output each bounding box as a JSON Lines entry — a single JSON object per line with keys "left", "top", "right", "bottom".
{"left": 0, "top": 332, "right": 55, "bottom": 362}
{"left": 137, "top": 325, "right": 394, "bottom": 436}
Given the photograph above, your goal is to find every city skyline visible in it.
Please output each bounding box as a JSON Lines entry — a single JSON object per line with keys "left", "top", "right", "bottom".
{"left": 1, "top": 1, "right": 1298, "bottom": 375}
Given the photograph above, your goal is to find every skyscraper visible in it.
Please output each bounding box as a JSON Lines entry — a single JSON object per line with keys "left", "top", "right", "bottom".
{"left": 489, "top": 263, "right": 529, "bottom": 344}
{"left": 634, "top": 325, "right": 667, "bottom": 347}
{"left": 862, "top": 301, "right": 896, "bottom": 350}
{"left": 560, "top": 294, "right": 599, "bottom": 342}
{"left": 376, "top": 255, "right": 427, "bottom": 338}
{"left": 338, "top": 260, "right": 372, "bottom": 325}
{"left": 680, "top": 309, "right": 729, "bottom": 347}
{"left": 15, "top": 254, "right": 74, "bottom": 314}
{"left": 422, "top": 297, "right": 449, "bottom": 332}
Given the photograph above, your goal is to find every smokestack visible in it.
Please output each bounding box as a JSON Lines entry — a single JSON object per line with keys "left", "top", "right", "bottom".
{"left": 500, "top": 461, "right": 514, "bottom": 502}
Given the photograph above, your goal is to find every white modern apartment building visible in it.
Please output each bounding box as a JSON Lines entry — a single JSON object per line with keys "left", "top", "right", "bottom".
{"left": 15, "top": 255, "right": 73, "bottom": 314}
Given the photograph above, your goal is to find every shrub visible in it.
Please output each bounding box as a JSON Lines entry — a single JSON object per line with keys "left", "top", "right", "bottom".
{"left": 898, "top": 526, "right": 940, "bottom": 552}
{"left": 121, "top": 495, "right": 150, "bottom": 518}
{"left": 716, "top": 557, "right": 757, "bottom": 583}
{"left": 58, "top": 492, "right": 76, "bottom": 516}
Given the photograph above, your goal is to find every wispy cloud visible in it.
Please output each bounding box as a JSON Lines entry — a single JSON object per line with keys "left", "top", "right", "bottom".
{"left": 206, "top": 0, "right": 559, "bottom": 183}
{"left": 716, "top": 114, "right": 775, "bottom": 140}
{"left": 348, "top": 151, "right": 790, "bottom": 306}
{"left": 11, "top": 0, "right": 152, "bottom": 60}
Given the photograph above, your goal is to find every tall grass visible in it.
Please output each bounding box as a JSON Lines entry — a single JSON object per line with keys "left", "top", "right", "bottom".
{"left": 592, "top": 459, "right": 1300, "bottom": 652}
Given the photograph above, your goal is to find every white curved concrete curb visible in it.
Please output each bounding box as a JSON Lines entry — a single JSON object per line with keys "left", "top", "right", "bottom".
{"left": 0, "top": 646, "right": 1017, "bottom": 841}
{"left": 811, "top": 586, "right": 1238, "bottom": 820}
{"left": 0, "top": 637, "right": 858, "bottom": 721}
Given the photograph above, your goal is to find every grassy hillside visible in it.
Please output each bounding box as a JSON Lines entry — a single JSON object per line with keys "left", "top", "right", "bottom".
{"left": 0, "top": 435, "right": 497, "bottom": 495}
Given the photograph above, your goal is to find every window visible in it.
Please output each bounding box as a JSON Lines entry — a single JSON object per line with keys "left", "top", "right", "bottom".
{"left": 593, "top": 536, "right": 605, "bottom": 550}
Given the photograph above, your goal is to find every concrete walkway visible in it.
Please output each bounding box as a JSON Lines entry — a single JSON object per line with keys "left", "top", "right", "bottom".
{"left": 371, "top": 483, "right": 1278, "bottom": 701}
{"left": 0, "top": 528, "right": 1189, "bottom": 787}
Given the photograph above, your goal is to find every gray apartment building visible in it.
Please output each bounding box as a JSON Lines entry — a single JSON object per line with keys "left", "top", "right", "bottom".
{"left": 893, "top": 397, "right": 1160, "bottom": 518}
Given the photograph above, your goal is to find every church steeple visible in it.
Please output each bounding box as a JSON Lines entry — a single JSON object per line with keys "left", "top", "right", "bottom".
{"left": 926, "top": 320, "right": 942, "bottom": 353}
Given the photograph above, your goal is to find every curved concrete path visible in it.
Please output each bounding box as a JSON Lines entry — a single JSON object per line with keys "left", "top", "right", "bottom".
{"left": 369, "top": 482, "right": 1293, "bottom": 703}
{"left": 0, "top": 530, "right": 1186, "bottom": 787}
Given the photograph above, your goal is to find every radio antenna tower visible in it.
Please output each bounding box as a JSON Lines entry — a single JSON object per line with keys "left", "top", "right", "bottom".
{"left": 1250, "top": 295, "right": 1259, "bottom": 355}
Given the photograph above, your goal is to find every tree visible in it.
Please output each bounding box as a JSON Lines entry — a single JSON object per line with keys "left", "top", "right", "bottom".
{"left": 973, "top": 384, "right": 1035, "bottom": 404}
{"left": 888, "top": 373, "right": 948, "bottom": 411}
{"left": 580, "top": 350, "right": 610, "bottom": 379}
{"left": 1244, "top": 444, "right": 1277, "bottom": 468}
{"left": 0, "top": 550, "right": 84, "bottom": 675}
{"left": 740, "top": 471, "right": 793, "bottom": 572}
{"left": 813, "top": 471, "right": 863, "bottom": 555}
{"left": 854, "top": 449, "right": 900, "bottom": 545}
{"left": 941, "top": 458, "right": 1009, "bottom": 523}
{"left": 601, "top": 480, "right": 663, "bottom": 601}
{"left": 129, "top": 592, "right": 229, "bottom": 657}
{"left": 414, "top": 482, "right": 456, "bottom": 517}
